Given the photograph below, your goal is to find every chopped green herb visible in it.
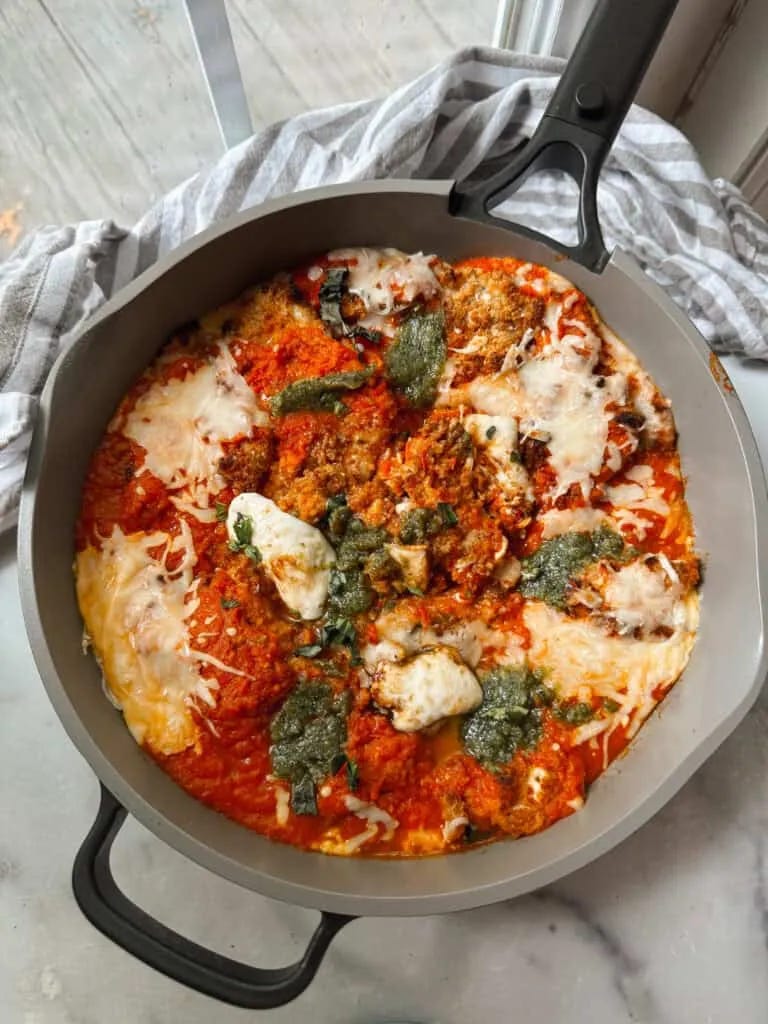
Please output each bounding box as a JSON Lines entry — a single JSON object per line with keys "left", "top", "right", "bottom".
{"left": 319, "top": 617, "right": 359, "bottom": 657}
{"left": 554, "top": 701, "right": 594, "bottom": 726}
{"left": 270, "top": 367, "right": 373, "bottom": 417}
{"left": 346, "top": 758, "right": 359, "bottom": 791}
{"left": 220, "top": 597, "right": 240, "bottom": 610}
{"left": 519, "top": 526, "right": 627, "bottom": 609}
{"left": 384, "top": 310, "right": 446, "bottom": 407}
{"left": 603, "top": 698, "right": 621, "bottom": 713}
{"left": 215, "top": 501, "right": 228, "bottom": 522}
{"left": 485, "top": 425, "right": 498, "bottom": 440}
{"left": 232, "top": 512, "right": 252, "bottom": 547}
{"left": 437, "top": 502, "right": 458, "bottom": 527}
{"left": 462, "top": 666, "right": 552, "bottom": 771}
{"left": 227, "top": 513, "right": 262, "bottom": 563}
{"left": 270, "top": 681, "right": 350, "bottom": 817}
{"left": 318, "top": 267, "right": 348, "bottom": 337}
{"left": 509, "top": 451, "right": 522, "bottom": 464}
{"left": 294, "top": 643, "right": 323, "bottom": 659}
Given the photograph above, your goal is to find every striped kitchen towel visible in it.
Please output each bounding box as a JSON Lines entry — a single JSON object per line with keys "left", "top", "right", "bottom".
{"left": 1, "top": 46, "right": 767, "bottom": 532}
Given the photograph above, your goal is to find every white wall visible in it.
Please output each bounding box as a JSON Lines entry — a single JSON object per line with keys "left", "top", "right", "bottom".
{"left": 678, "top": 0, "right": 768, "bottom": 183}
{"left": 547, "top": 0, "right": 735, "bottom": 120}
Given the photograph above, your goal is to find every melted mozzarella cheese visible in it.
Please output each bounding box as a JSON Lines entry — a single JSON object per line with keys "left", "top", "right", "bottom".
{"left": 121, "top": 343, "right": 267, "bottom": 509}
{"left": 442, "top": 816, "right": 469, "bottom": 841}
{"left": 227, "top": 493, "right": 335, "bottom": 620}
{"left": 386, "top": 542, "right": 429, "bottom": 592}
{"left": 327, "top": 247, "right": 440, "bottom": 317}
{"left": 527, "top": 765, "right": 549, "bottom": 802}
{"left": 465, "top": 411, "right": 518, "bottom": 457}
{"left": 602, "top": 560, "right": 684, "bottom": 636}
{"left": 362, "top": 604, "right": 524, "bottom": 672}
{"left": 519, "top": 355, "right": 626, "bottom": 500}
{"left": 464, "top": 374, "right": 523, "bottom": 416}
{"left": 605, "top": 474, "right": 670, "bottom": 540}
{"left": 321, "top": 796, "right": 400, "bottom": 854}
{"left": 275, "top": 786, "right": 290, "bottom": 826}
{"left": 76, "top": 523, "right": 217, "bottom": 755}
{"left": 370, "top": 645, "right": 482, "bottom": 732}
{"left": 465, "top": 412, "right": 531, "bottom": 502}
{"left": 524, "top": 597, "right": 698, "bottom": 738}
{"left": 539, "top": 506, "right": 609, "bottom": 539}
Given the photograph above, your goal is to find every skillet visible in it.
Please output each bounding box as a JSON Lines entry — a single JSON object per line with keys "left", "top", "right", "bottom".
{"left": 17, "top": 0, "right": 768, "bottom": 1008}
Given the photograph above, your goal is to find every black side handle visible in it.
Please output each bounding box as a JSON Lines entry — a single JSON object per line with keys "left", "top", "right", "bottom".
{"left": 72, "top": 785, "right": 354, "bottom": 1009}
{"left": 451, "top": 0, "right": 678, "bottom": 271}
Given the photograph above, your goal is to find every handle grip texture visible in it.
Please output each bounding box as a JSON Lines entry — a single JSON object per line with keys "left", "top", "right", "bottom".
{"left": 451, "top": 0, "right": 678, "bottom": 270}
{"left": 72, "top": 785, "right": 354, "bottom": 1009}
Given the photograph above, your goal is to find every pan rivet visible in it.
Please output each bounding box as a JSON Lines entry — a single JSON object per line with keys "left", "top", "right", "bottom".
{"left": 575, "top": 82, "right": 606, "bottom": 117}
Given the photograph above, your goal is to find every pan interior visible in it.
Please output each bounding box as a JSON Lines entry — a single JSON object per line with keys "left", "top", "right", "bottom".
{"left": 19, "top": 184, "right": 767, "bottom": 915}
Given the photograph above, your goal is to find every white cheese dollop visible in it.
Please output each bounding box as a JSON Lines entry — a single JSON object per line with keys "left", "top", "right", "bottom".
{"left": 370, "top": 645, "right": 482, "bottom": 732}
{"left": 227, "top": 493, "right": 335, "bottom": 620}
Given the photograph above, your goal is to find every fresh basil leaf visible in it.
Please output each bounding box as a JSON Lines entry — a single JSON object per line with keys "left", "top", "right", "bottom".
{"left": 384, "top": 310, "right": 446, "bottom": 407}
{"left": 270, "top": 368, "right": 373, "bottom": 417}
{"left": 319, "top": 267, "right": 348, "bottom": 337}
{"left": 215, "top": 501, "right": 228, "bottom": 522}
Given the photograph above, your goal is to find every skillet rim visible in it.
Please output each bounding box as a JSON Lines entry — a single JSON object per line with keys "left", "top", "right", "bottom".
{"left": 17, "top": 179, "right": 768, "bottom": 915}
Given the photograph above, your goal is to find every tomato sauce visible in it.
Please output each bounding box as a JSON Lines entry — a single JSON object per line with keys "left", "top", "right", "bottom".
{"left": 76, "top": 251, "right": 699, "bottom": 857}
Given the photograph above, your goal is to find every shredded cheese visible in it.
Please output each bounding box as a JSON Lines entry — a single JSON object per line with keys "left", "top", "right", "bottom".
{"left": 75, "top": 523, "right": 218, "bottom": 754}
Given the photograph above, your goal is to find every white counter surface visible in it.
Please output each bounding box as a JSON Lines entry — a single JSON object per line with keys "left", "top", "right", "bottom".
{"left": 2, "top": 355, "right": 767, "bottom": 1024}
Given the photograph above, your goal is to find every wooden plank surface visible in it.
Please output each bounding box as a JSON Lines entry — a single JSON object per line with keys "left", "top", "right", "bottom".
{"left": 0, "top": 0, "right": 495, "bottom": 258}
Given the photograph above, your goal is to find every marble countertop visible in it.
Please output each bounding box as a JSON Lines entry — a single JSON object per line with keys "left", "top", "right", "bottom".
{"left": 3, "top": 355, "right": 768, "bottom": 1024}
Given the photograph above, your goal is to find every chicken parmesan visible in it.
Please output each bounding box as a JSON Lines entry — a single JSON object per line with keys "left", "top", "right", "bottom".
{"left": 75, "top": 248, "right": 699, "bottom": 856}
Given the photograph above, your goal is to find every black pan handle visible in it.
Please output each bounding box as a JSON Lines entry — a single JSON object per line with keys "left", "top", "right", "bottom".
{"left": 72, "top": 785, "right": 354, "bottom": 1009}
{"left": 450, "top": 0, "right": 679, "bottom": 271}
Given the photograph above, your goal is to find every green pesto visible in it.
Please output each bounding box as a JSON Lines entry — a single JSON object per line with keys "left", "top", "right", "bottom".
{"left": 384, "top": 310, "right": 446, "bottom": 407}
{"left": 398, "top": 506, "right": 445, "bottom": 544}
{"left": 461, "top": 666, "right": 553, "bottom": 771}
{"left": 519, "top": 526, "right": 627, "bottom": 609}
{"left": 554, "top": 701, "right": 595, "bottom": 725}
{"left": 326, "top": 514, "right": 392, "bottom": 618}
{"left": 323, "top": 493, "right": 351, "bottom": 539}
{"left": 270, "top": 367, "right": 372, "bottom": 417}
{"left": 270, "top": 681, "right": 350, "bottom": 815}
{"left": 327, "top": 567, "right": 372, "bottom": 617}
